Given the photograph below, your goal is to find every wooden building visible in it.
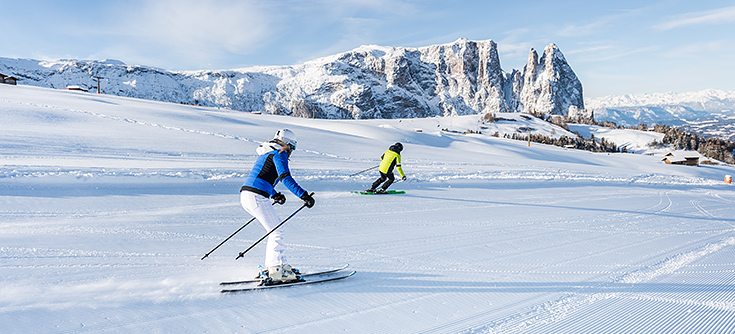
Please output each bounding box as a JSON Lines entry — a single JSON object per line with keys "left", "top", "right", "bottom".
{"left": 0, "top": 73, "right": 18, "bottom": 85}
{"left": 662, "top": 152, "right": 699, "bottom": 166}
{"left": 64, "top": 85, "right": 87, "bottom": 92}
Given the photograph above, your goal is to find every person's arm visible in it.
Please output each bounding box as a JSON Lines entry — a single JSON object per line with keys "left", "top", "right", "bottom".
{"left": 396, "top": 154, "right": 405, "bottom": 178}
{"left": 273, "top": 152, "right": 306, "bottom": 198}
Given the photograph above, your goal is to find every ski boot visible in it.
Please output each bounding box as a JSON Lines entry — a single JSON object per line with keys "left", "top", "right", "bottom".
{"left": 282, "top": 264, "right": 301, "bottom": 276}
{"left": 255, "top": 265, "right": 301, "bottom": 281}
{"left": 255, "top": 265, "right": 270, "bottom": 280}
{"left": 364, "top": 188, "right": 375, "bottom": 193}
{"left": 375, "top": 188, "right": 387, "bottom": 194}
{"left": 262, "top": 265, "right": 303, "bottom": 285}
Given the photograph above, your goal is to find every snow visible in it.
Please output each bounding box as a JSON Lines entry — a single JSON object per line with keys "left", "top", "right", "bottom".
{"left": 586, "top": 89, "right": 735, "bottom": 109}
{"left": 2, "top": 84, "right": 735, "bottom": 333}
{"left": 1, "top": 38, "right": 583, "bottom": 120}
{"left": 568, "top": 124, "right": 666, "bottom": 154}
{"left": 585, "top": 90, "right": 735, "bottom": 141}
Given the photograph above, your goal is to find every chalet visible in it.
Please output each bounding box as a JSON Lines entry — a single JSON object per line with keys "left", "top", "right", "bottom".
{"left": 0, "top": 73, "right": 17, "bottom": 85}
{"left": 662, "top": 152, "right": 699, "bottom": 166}
{"left": 64, "top": 85, "right": 87, "bottom": 92}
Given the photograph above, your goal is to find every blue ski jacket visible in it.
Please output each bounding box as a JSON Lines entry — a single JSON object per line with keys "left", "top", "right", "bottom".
{"left": 241, "top": 148, "right": 306, "bottom": 199}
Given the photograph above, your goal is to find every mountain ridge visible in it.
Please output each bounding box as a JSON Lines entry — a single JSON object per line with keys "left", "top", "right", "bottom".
{"left": 586, "top": 89, "right": 735, "bottom": 140}
{"left": 0, "top": 38, "right": 584, "bottom": 119}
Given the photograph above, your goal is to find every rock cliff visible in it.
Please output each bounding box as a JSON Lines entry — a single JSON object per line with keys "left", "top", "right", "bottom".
{"left": 0, "top": 38, "right": 584, "bottom": 119}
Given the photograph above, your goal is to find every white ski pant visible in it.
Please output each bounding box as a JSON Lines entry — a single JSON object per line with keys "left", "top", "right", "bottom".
{"left": 239, "top": 191, "right": 287, "bottom": 268}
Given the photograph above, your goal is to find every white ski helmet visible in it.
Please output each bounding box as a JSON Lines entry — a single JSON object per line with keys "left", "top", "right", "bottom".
{"left": 274, "top": 129, "right": 297, "bottom": 148}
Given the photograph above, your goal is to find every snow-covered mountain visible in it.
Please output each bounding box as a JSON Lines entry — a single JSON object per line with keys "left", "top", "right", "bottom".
{"left": 586, "top": 89, "right": 735, "bottom": 140}
{"left": 0, "top": 38, "right": 584, "bottom": 119}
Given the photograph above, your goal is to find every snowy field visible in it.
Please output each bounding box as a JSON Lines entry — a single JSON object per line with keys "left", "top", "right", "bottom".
{"left": 2, "top": 84, "right": 735, "bottom": 333}
{"left": 568, "top": 124, "right": 666, "bottom": 154}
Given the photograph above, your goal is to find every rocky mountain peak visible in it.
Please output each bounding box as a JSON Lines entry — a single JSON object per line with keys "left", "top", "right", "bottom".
{"left": 524, "top": 48, "right": 539, "bottom": 75}
{"left": 517, "top": 43, "right": 583, "bottom": 116}
{"left": 0, "top": 39, "right": 585, "bottom": 119}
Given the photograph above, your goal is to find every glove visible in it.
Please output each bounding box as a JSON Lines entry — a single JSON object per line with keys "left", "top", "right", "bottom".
{"left": 300, "top": 192, "right": 315, "bottom": 208}
{"left": 271, "top": 192, "right": 286, "bottom": 205}
{"left": 402, "top": 176, "right": 407, "bottom": 181}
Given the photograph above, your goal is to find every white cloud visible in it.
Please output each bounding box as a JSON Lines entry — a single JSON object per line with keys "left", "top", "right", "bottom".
{"left": 565, "top": 44, "right": 615, "bottom": 55}
{"left": 272, "top": 0, "right": 422, "bottom": 65}
{"left": 496, "top": 28, "right": 537, "bottom": 58}
{"left": 557, "top": 19, "right": 610, "bottom": 38}
{"left": 663, "top": 40, "right": 728, "bottom": 59}
{"left": 653, "top": 6, "right": 735, "bottom": 31}
{"left": 593, "top": 45, "right": 661, "bottom": 62}
{"left": 557, "top": 8, "right": 644, "bottom": 37}
{"left": 115, "top": 0, "right": 277, "bottom": 67}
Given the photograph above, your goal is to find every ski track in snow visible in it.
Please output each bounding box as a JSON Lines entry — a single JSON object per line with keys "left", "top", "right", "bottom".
{"left": 2, "top": 97, "right": 360, "bottom": 163}
{"left": 3, "top": 85, "right": 735, "bottom": 333}
{"left": 461, "top": 236, "right": 735, "bottom": 334}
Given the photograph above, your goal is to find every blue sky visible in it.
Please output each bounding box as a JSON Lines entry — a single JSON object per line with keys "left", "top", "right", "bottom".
{"left": 1, "top": 0, "right": 734, "bottom": 98}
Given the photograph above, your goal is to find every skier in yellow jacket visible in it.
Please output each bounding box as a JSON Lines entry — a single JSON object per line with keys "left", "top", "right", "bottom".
{"left": 366, "top": 143, "right": 406, "bottom": 193}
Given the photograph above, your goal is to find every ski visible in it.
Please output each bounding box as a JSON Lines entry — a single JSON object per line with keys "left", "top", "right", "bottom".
{"left": 220, "top": 264, "right": 350, "bottom": 286}
{"left": 221, "top": 270, "right": 356, "bottom": 293}
{"left": 352, "top": 190, "right": 406, "bottom": 195}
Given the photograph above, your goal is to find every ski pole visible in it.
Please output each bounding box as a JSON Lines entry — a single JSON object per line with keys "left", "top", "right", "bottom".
{"left": 201, "top": 218, "right": 256, "bottom": 260}
{"left": 350, "top": 165, "right": 378, "bottom": 177}
{"left": 201, "top": 202, "right": 276, "bottom": 260}
{"left": 235, "top": 194, "right": 313, "bottom": 260}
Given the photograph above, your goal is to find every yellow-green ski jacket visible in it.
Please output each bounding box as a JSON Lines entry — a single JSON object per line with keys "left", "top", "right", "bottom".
{"left": 379, "top": 146, "right": 405, "bottom": 178}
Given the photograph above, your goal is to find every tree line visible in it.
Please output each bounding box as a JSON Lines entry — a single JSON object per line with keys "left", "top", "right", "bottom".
{"left": 648, "top": 124, "right": 735, "bottom": 164}
{"left": 481, "top": 112, "right": 735, "bottom": 164}
{"left": 480, "top": 113, "right": 622, "bottom": 153}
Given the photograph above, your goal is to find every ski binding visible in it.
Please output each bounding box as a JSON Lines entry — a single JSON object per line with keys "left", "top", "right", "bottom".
{"left": 221, "top": 270, "right": 355, "bottom": 293}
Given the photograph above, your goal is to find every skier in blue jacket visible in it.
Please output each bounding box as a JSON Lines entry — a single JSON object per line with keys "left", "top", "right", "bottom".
{"left": 240, "top": 129, "right": 314, "bottom": 283}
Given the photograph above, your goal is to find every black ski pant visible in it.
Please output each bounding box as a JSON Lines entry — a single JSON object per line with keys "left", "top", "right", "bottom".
{"left": 371, "top": 171, "right": 394, "bottom": 191}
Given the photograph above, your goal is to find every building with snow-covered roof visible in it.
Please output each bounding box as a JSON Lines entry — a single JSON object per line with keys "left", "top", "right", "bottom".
{"left": 0, "top": 73, "right": 17, "bottom": 85}
{"left": 63, "top": 85, "right": 87, "bottom": 92}
{"left": 662, "top": 152, "right": 699, "bottom": 166}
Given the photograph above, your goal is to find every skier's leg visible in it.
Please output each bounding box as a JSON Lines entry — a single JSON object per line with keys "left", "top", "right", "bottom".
{"left": 240, "top": 191, "right": 287, "bottom": 268}
{"left": 369, "top": 172, "right": 387, "bottom": 191}
{"left": 380, "top": 172, "right": 395, "bottom": 191}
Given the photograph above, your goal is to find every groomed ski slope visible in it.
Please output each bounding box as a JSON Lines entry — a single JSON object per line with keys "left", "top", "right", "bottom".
{"left": 2, "top": 84, "right": 735, "bottom": 333}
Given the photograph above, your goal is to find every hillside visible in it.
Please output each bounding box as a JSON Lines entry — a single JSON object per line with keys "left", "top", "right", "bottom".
{"left": 2, "top": 84, "right": 735, "bottom": 333}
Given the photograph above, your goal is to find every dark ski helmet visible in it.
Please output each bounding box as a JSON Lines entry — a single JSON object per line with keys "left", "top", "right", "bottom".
{"left": 392, "top": 142, "right": 403, "bottom": 152}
